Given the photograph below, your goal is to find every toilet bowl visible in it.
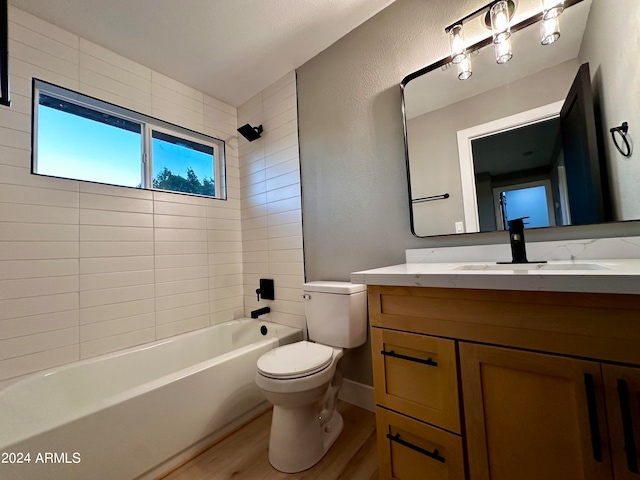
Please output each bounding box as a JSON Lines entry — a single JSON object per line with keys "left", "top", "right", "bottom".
{"left": 255, "top": 281, "right": 367, "bottom": 473}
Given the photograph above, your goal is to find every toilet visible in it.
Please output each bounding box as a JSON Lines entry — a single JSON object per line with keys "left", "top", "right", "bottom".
{"left": 255, "top": 281, "right": 367, "bottom": 473}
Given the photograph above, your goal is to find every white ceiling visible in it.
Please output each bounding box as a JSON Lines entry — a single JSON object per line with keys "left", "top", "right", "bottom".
{"left": 8, "top": 0, "right": 397, "bottom": 107}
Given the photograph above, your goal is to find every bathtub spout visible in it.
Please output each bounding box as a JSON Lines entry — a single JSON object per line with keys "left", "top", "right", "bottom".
{"left": 251, "top": 307, "right": 271, "bottom": 319}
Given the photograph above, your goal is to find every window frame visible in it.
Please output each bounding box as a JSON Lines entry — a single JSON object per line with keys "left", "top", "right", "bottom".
{"left": 1, "top": 0, "right": 9, "bottom": 107}
{"left": 31, "top": 78, "right": 226, "bottom": 200}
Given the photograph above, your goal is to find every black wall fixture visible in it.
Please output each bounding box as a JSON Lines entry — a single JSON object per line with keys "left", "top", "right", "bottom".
{"left": 237, "top": 123, "right": 263, "bottom": 142}
{"left": 0, "top": 0, "right": 9, "bottom": 107}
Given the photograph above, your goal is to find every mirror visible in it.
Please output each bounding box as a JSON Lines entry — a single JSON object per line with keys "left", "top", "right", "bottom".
{"left": 403, "top": 0, "right": 639, "bottom": 237}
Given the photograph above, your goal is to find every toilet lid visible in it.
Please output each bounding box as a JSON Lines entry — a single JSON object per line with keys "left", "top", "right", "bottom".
{"left": 257, "top": 341, "right": 334, "bottom": 379}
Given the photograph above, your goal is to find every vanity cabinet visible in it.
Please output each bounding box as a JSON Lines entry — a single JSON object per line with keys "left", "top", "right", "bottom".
{"left": 368, "top": 285, "right": 640, "bottom": 480}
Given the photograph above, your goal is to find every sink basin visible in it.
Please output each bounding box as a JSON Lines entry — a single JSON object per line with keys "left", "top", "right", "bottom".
{"left": 454, "top": 263, "right": 611, "bottom": 271}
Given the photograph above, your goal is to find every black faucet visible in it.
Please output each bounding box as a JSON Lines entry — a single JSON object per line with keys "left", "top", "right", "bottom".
{"left": 251, "top": 307, "right": 270, "bottom": 319}
{"left": 508, "top": 217, "right": 529, "bottom": 263}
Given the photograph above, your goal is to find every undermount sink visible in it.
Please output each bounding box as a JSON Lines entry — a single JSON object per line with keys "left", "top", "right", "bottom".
{"left": 454, "top": 263, "right": 612, "bottom": 271}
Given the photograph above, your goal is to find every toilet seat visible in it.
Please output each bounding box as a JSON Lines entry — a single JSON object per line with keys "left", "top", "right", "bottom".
{"left": 257, "top": 341, "right": 334, "bottom": 379}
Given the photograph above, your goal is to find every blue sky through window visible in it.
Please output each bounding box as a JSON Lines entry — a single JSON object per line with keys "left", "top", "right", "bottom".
{"left": 152, "top": 135, "right": 214, "bottom": 185}
{"left": 37, "top": 105, "right": 142, "bottom": 187}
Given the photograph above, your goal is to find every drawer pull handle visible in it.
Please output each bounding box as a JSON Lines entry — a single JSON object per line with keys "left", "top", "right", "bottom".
{"left": 584, "top": 373, "right": 603, "bottom": 462}
{"left": 617, "top": 379, "right": 639, "bottom": 473}
{"left": 381, "top": 349, "right": 438, "bottom": 367}
{"left": 386, "top": 433, "right": 445, "bottom": 463}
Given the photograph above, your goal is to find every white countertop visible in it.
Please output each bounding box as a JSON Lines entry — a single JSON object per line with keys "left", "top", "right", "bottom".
{"left": 351, "top": 259, "right": 640, "bottom": 295}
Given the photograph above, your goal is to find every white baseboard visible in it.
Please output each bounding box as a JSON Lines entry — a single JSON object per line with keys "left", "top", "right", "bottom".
{"left": 338, "top": 378, "right": 375, "bottom": 412}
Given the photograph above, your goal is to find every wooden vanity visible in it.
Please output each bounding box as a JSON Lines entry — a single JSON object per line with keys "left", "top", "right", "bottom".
{"left": 369, "top": 284, "right": 640, "bottom": 480}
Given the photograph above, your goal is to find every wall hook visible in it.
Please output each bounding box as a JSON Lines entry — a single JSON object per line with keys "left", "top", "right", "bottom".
{"left": 610, "top": 122, "right": 632, "bottom": 157}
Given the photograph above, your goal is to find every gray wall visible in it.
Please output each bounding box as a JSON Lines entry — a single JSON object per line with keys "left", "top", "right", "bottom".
{"left": 297, "top": 0, "right": 640, "bottom": 385}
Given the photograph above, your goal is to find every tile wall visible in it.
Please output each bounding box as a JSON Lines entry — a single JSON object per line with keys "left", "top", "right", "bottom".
{"left": 0, "top": 7, "right": 304, "bottom": 387}
{"left": 238, "top": 72, "right": 306, "bottom": 331}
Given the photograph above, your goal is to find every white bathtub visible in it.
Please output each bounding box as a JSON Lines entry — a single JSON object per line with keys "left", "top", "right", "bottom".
{"left": 0, "top": 319, "right": 302, "bottom": 480}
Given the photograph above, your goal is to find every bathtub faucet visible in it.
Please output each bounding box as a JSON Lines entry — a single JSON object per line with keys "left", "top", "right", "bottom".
{"left": 251, "top": 307, "right": 271, "bottom": 319}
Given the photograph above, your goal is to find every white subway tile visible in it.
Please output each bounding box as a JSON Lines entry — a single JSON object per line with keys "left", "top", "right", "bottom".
{"left": 0, "top": 259, "right": 78, "bottom": 280}
{"left": 0, "top": 108, "right": 30, "bottom": 133}
{"left": 209, "top": 252, "right": 243, "bottom": 265}
{"left": 79, "top": 209, "right": 153, "bottom": 227}
{"left": 155, "top": 291, "right": 209, "bottom": 312}
{"left": 80, "top": 256, "right": 154, "bottom": 274}
{"left": 267, "top": 197, "right": 302, "bottom": 215}
{"left": 0, "top": 223, "right": 78, "bottom": 242}
{"left": 269, "top": 248, "right": 303, "bottom": 263}
{"left": 79, "top": 52, "right": 151, "bottom": 94}
{"left": 80, "top": 270, "right": 154, "bottom": 292}
{"left": 0, "top": 241, "right": 78, "bottom": 260}
{"left": 155, "top": 302, "right": 209, "bottom": 325}
{"left": 242, "top": 215, "right": 268, "bottom": 231}
{"left": 0, "top": 292, "right": 78, "bottom": 321}
{"left": 0, "top": 344, "right": 79, "bottom": 382}
{"left": 264, "top": 95, "right": 297, "bottom": 124}
{"left": 0, "top": 203, "right": 78, "bottom": 225}
{"left": 80, "top": 241, "right": 154, "bottom": 258}
{"left": 271, "top": 274, "right": 305, "bottom": 289}
{"left": 154, "top": 253, "right": 208, "bottom": 270}
{"left": 263, "top": 105, "right": 297, "bottom": 132}
{"left": 80, "top": 284, "right": 155, "bottom": 309}
{"left": 243, "top": 262, "right": 269, "bottom": 275}
{"left": 269, "top": 262, "right": 304, "bottom": 276}
{"left": 79, "top": 84, "right": 152, "bottom": 116}
{"left": 80, "top": 225, "right": 153, "bottom": 242}
{"left": 79, "top": 182, "right": 153, "bottom": 200}
{"left": 152, "top": 72, "right": 203, "bottom": 102}
{"left": 155, "top": 241, "right": 207, "bottom": 256}
{"left": 0, "top": 127, "right": 32, "bottom": 151}
{"left": 154, "top": 265, "right": 209, "bottom": 284}
{"left": 154, "top": 228, "right": 208, "bottom": 243}
{"left": 153, "top": 191, "right": 207, "bottom": 205}
{"left": 210, "top": 296, "right": 243, "bottom": 314}
{"left": 208, "top": 241, "right": 242, "bottom": 254}
{"left": 0, "top": 327, "right": 78, "bottom": 361}
{"left": 9, "top": 7, "right": 78, "bottom": 49}
{"left": 0, "top": 276, "right": 78, "bottom": 300}
{"left": 210, "top": 308, "right": 240, "bottom": 325}
{"left": 268, "top": 223, "right": 303, "bottom": 239}
{"left": 153, "top": 201, "right": 206, "bottom": 218}
{"left": 0, "top": 184, "right": 79, "bottom": 208}
{"left": 206, "top": 204, "right": 241, "bottom": 220}
{"left": 204, "top": 94, "right": 236, "bottom": 116}
{"left": 0, "top": 146, "right": 30, "bottom": 168}
{"left": 266, "top": 171, "right": 299, "bottom": 192}
{"left": 10, "top": 57, "right": 79, "bottom": 90}
{"left": 0, "top": 309, "right": 79, "bottom": 341}
{"left": 10, "top": 39, "right": 79, "bottom": 79}
{"left": 264, "top": 132, "right": 298, "bottom": 158}
{"left": 155, "top": 278, "right": 209, "bottom": 297}
{"left": 209, "top": 274, "right": 243, "bottom": 289}
{"left": 1, "top": 166, "right": 80, "bottom": 192}
{"left": 80, "top": 192, "right": 153, "bottom": 213}
{"left": 156, "top": 316, "right": 209, "bottom": 340}
{"left": 266, "top": 157, "right": 299, "bottom": 181}
{"left": 10, "top": 21, "right": 77, "bottom": 65}
{"left": 262, "top": 72, "right": 296, "bottom": 100}
{"left": 269, "top": 236, "right": 303, "bottom": 251}
{"left": 80, "top": 312, "right": 155, "bottom": 342}
{"left": 154, "top": 214, "right": 207, "bottom": 230}
{"left": 266, "top": 184, "right": 301, "bottom": 204}
{"left": 206, "top": 218, "right": 241, "bottom": 231}
{"left": 79, "top": 38, "right": 150, "bottom": 80}
{"left": 80, "top": 327, "right": 155, "bottom": 359}
{"left": 243, "top": 239, "right": 269, "bottom": 252}
{"left": 80, "top": 298, "right": 155, "bottom": 325}
{"left": 207, "top": 229, "right": 242, "bottom": 242}
{"left": 152, "top": 82, "right": 204, "bottom": 114}
{"left": 210, "top": 285, "right": 243, "bottom": 300}
{"left": 208, "top": 264, "right": 242, "bottom": 277}
{"left": 243, "top": 251, "right": 269, "bottom": 264}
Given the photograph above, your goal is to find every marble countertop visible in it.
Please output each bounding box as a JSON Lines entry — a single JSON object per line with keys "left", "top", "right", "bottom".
{"left": 351, "top": 259, "right": 640, "bottom": 295}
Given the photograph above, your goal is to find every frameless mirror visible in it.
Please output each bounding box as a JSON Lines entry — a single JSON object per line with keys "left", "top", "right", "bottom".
{"left": 403, "top": 0, "right": 639, "bottom": 237}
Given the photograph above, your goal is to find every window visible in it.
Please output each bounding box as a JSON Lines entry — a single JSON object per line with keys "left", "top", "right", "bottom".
{"left": 32, "top": 79, "right": 225, "bottom": 199}
{"left": 1, "top": 0, "right": 9, "bottom": 107}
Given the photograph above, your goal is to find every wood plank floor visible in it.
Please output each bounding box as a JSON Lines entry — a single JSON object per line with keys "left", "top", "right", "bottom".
{"left": 162, "top": 401, "right": 379, "bottom": 480}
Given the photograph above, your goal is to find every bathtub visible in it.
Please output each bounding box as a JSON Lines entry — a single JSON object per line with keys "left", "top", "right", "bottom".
{"left": 0, "top": 319, "right": 302, "bottom": 480}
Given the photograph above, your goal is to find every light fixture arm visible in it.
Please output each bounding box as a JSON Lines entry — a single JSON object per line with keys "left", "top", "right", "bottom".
{"left": 444, "top": 0, "right": 513, "bottom": 33}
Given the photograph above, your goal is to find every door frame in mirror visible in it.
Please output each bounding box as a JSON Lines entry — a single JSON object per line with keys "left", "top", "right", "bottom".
{"left": 456, "top": 101, "right": 564, "bottom": 232}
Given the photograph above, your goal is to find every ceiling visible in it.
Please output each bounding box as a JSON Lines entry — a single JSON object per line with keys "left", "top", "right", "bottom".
{"left": 8, "top": 0, "right": 397, "bottom": 107}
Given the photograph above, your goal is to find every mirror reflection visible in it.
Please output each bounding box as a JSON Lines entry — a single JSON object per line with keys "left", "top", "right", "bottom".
{"left": 403, "top": 0, "right": 639, "bottom": 237}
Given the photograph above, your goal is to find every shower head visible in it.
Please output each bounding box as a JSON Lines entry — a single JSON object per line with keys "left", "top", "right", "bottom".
{"left": 237, "top": 123, "right": 263, "bottom": 142}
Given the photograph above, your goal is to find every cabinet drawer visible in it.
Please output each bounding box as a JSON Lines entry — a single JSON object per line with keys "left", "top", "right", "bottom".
{"left": 371, "top": 327, "right": 460, "bottom": 433}
{"left": 376, "top": 407, "right": 465, "bottom": 480}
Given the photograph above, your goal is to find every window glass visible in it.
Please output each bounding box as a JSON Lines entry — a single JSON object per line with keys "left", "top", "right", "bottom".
{"left": 36, "top": 94, "right": 142, "bottom": 187}
{"left": 151, "top": 130, "right": 215, "bottom": 196}
{"left": 32, "top": 80, "right": 226, "bottom": 199}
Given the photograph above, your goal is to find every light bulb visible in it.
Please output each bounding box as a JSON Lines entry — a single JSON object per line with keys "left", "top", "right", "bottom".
{"left": 542, "top": 0, "right": 564, "bottom": 20}
{"left": 541, "top": 16, "right": 560, "bottom": 45}
{"left": 495, "top": 38, "right": 513, "bottom": 64}
{"left": 449, "top": 25, "right": 466, "bottom": 64}
{"left": 491, "top": 1, "right": 511, "bottom": 44}
{"left": 458, "top": 55, "right": 472, "bottom": 80}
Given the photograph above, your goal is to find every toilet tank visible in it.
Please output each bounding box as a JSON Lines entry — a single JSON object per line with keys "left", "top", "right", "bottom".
{"left": 303, "top": 281, "right": 367, "bottom": 348}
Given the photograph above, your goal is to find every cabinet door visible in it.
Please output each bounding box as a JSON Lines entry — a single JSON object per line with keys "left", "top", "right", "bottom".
{"left": 376, "top": 407, "right": 465, "bottom": 480}
{"left": 460, "top": 342, "right": 612, "bottom": 480}
{"left": 371, "top": 328, "right": 460, "bottom": 433}
{"left": 603, "top": 365, "right": 640, "bottom": 480}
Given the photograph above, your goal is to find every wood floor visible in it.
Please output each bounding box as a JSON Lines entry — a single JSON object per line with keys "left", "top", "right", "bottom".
{"left": 162, "top": 401, "right": 379, "bottom": 480}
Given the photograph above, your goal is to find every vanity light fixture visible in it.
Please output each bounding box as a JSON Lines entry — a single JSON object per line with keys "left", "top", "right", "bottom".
{"left": 495, "top": 37, "right": 513, "bottom": 63}
{"left": 490, "top": 1, "right": 512, "bottom": 44}
{"left": 458, "top": 54, "right": 473, "bottom": 80}
{"left": 442, "top": 0, "right": 571, "bottom": 79}
{"left": 542, "top": 0, "right": 564, "bottom": 20}
{"left": 540, "top": 16, "right": 561, "bottom": 44}
{"left": 449, "top": 24, "right": 466, "bottom": 64}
